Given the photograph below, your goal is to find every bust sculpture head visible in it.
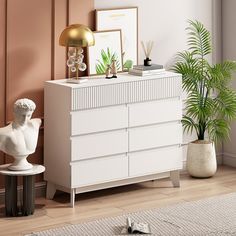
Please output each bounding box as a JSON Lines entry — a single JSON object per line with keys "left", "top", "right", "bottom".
{"left": 13, "top": 98, "right": 36, "bottom": 127}
{"left": 0, "top": 98, "right": 41, "bottom": 170}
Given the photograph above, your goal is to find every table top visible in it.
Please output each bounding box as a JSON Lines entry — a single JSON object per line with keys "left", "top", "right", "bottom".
{"left": 45, "top": 71, "right": 181, "bottom": 88}
{"left": 0, "top": 164, "right": 45, "bottom": 176}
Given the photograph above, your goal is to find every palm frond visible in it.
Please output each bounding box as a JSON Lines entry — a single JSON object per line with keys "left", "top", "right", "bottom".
{"left": 206, "top": 119, "right": 231, "bottom": 143}
{"left": 173, "top": 51, "right": 200, "bottom": 93}
{"left": 187, "top": 20, "right": 212, "bottom": 57}
{"left": 95, "top": 48, "right": 121, "bottom": 74}
{"left": 172, "top": 19, "right": 236, "bottom": 143}
{"left": 209, "top": 61, "right": 236, "bottom": 88}
{"left": 213, "top": 89, "right": 236, "bottom": 120}
{"left": 182, "top": 116, "right": 199, "bottom": 137}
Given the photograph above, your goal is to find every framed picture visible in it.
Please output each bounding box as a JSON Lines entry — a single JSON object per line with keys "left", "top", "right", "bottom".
{"left": 96, "top": 7, "right": 138, "bottom": 70}
{"left": 87, "top": 30, "right": 123, "bottom": 76}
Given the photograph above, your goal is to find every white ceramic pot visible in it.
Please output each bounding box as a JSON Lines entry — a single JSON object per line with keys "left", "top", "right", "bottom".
{"left": 187, "top": 141, "right": 217, "bottom": 178}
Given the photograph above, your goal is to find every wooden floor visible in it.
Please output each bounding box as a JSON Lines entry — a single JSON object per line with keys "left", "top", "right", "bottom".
{"left": 0, "top": 165, "right": 236, "bottom": 236}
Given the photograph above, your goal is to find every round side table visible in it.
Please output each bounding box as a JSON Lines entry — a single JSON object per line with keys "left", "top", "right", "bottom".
{"left": 0, "top": 164, "right": 45, "bottom": 216}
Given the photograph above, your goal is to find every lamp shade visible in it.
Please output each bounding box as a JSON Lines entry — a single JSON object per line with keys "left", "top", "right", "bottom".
{"left": 59, "top": 24, "right": 95, "bottom": 47}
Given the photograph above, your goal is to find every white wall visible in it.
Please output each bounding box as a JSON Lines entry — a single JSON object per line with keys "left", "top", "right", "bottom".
{"left": 222, "top": 0, "right": 236, "bottom": 167}
{"left": 95, "top": 0, "right": 224, "bottom": 164}
{"left": 95, "top": 0, "right": 214, "bottom": 68}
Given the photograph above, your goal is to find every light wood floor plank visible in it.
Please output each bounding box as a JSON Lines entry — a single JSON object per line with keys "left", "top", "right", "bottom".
{"left": 0, "top": 165, "right": 235, "bottom": 236}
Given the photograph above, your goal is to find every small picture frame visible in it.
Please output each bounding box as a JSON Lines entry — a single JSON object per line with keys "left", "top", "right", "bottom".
{"left": 96, "top": 7, "right": 138, "bottom": 70}
{"left": 87, "top": 30, "right": 123, "bottom": 76}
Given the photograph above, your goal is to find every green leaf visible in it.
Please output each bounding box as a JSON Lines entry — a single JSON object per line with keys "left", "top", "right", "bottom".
{"left": 172, "top": 19, "right": 236, "bottom": 143}
{"left": 206, "top": 119, "right": 231, "bottom": 143}
{"left": 186, "top": 20, "right": 212, "bottom": 57}
{"left": 95, "top": 47, "right": 121, "bottom": 74}
{"left": 182, "top": 116, "right": 199, "bottom": 137}
{"left": 124, "top": 60, "right": 133, "bottom": 69}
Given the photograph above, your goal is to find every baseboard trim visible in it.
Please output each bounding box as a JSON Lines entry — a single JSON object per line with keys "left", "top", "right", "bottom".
{"left": 216, "top": 153, "right": 223, "bottom": 165}
{"left": 0, "top": 182, "right": 46, "bottom": 205}
{"left": 223, "top": 152, "right": 236, "bottom": 167}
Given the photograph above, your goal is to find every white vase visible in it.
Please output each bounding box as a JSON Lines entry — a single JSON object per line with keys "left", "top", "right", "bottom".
{"left": 186, "top": 141, "right": 217, "bottom": 178}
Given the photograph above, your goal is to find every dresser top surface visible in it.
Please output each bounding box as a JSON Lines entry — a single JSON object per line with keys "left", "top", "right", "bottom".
{"left": 46, "top": 71, "right": 181, "bottom": 88}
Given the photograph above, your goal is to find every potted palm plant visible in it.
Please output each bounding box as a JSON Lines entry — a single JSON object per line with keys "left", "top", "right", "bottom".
{"left": 173, "top": 20, "right": 236, "bottom": 177}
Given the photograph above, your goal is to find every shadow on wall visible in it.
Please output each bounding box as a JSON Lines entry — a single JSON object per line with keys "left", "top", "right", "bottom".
{"left": 5, "top": 47, "right": 44, "bottom": 122}
{"left": 2, "top": 47, "right": 44, "bottom": 172}
{"left": 165, "top": 55, "right": 176, "bottom": 71}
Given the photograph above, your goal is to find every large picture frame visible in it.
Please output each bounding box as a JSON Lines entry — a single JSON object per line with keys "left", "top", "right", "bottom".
{"left": 87, "top": 30, "right": 123, "bottom": 76}
{"left": 96, "top": 7, "right": 138, "bottom": 71}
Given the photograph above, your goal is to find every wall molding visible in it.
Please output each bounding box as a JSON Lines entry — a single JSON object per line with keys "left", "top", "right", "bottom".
{"left": 222, "top": 152, "right": 236, "bottom": 167}
{"left": 3, "top": 0, "right": 7, "bottom": 127}
{"left": 0, "top": 0, "right": 94, "bottom": 189}
{"left": 51, "top": 0, "right": 55, "bottom": 81}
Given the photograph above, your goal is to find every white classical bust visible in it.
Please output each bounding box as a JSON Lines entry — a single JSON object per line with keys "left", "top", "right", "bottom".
{"left": 0, "top": 98, "right": 41, "bottom": 170}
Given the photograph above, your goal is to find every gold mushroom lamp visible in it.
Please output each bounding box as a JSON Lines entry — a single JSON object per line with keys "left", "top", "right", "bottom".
{"left": 59, "top": 24, "right": 95, "bottom": 83}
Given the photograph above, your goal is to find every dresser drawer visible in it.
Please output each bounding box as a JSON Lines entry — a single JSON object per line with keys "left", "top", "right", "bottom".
{"left": 71, "top": 154, "right": 128, "bottom": 187}
{"left": 129, "top": 123, "right": 182, "bottom": 152}
{"left": 71, "top": 130, "right": 128, "bottom": 161}
{"left": 129, "top": 99, "right": 181, "bottom": 127}
{"left": 71, "top": 105, "right": 128, "bottom": 135}
{"left": 129, "top": 146, "right": 182, "bottom": 177}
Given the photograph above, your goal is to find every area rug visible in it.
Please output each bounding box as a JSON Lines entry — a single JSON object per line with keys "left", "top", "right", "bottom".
{"left": 26, "top": 193, "right": 236, "bottom": 235}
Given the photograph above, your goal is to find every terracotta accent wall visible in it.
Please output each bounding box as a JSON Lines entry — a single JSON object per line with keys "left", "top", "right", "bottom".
{"left": 68, "top": 0, "right": 95, "bottom": 77}
{"left": 0, "top": 0, "right": 94, "bottom": 188}
{"left": 0, "top": 0, "right": 6, "bottom": 188}
{"left": 69, "top": 0, "right": 94, "bottom": 28}
{"left": 6, "top": 0, "right": 52, "bottom": 121}
{"left": 54, "top": 0, "right": 67, "bottom": 80}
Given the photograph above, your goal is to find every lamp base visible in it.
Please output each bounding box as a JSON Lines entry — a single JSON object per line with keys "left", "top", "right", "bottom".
{"left": 66, "top": 78, "right": 88, "bottom": 84}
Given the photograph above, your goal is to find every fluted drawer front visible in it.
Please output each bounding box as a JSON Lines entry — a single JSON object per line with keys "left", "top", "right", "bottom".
{"left": 129, "top": 146, "right": 182, "bottom": 177}
{"left": 71, "top": 130, "right": 128, "bottom": 161}
{"left": 129, "top": 123, "right": 182, "bottom": 152}
{"left": 129, "top": 99, "right": 182, "bottom": 127}
{"left": 72, "top": 83, "right": 128, "bottom": 110}
{"left": 128, "top": 76, "right": 181, "bottom": 103}
{"left": 71, "top": 154, "right": 128, "bottom": 187}
{"left": 71, "top": 75, "right": 181, "bottom": 110}
{"left": 71, "top": 105, "right": 128, "bottom": 135}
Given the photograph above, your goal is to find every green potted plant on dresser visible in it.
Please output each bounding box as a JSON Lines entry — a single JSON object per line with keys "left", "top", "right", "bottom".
{"left": 174, "top": 20, "right": 236, "bottom": 178}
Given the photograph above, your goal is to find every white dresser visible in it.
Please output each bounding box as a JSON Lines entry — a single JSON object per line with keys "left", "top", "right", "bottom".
{"left": 44, "top": 72, "right": 182, "bottom": 207}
